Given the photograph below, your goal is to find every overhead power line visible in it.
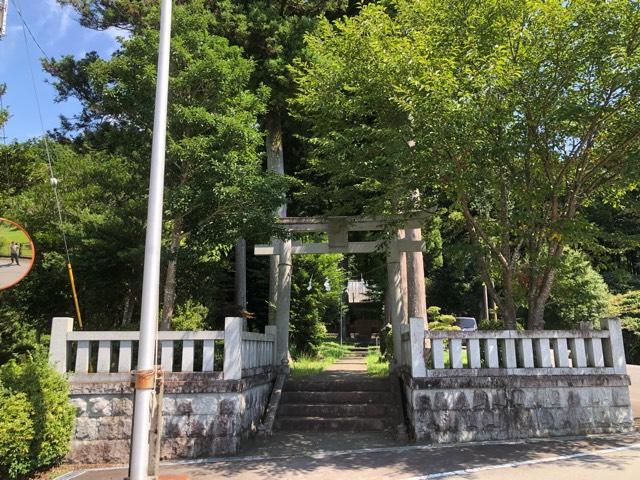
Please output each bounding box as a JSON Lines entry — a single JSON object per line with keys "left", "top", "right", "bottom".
{"left": 9, "top": 0, "right": 50, "bottom": 57}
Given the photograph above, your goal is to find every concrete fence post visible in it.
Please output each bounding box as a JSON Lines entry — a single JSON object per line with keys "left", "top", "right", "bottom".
{"left": 265, "top": 325, "right": 277, "bottom": 366}
{"left": 601, "top": 317, "right": 627, "bottom": 374}
{"left": 49, "top": 317, "right": 73, "bottom": 373}
{"left": 409, "top": 317, "right": 426, "bottom": 377}
{"left": 224, "top": 317, "right": 243, "bottom": 380}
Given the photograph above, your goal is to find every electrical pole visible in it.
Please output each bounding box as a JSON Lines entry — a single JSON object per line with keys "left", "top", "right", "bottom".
{"left": 0, "top": 0, "right": 8, "bottom": 38}
{"left": 128, "top": 0, "right": 173, "bottom": 478}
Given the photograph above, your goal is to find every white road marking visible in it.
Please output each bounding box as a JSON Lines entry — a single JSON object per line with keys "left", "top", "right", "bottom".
{"left": 404, "top": 442, "right": 640, "bottom": 479}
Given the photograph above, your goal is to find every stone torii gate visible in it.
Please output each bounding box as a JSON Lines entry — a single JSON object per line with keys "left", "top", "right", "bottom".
{"left": 255, "top": 215, "right": 428, "bottom": 371}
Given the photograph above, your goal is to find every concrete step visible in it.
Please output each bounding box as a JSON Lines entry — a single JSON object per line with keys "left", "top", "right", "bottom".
{"left": 279, "top": 403, "right": 388, "bottom": 418}
{"left": 284, "top": 379, "right": 388, "bottom": 392}
{"left": 275, "top": 416, "right": 389, "bottom": 432}
{"left": 281, "top": 391, "right": 394, "bottom": 405}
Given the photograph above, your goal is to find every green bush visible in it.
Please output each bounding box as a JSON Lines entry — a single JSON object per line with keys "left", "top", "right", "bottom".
{"left": 429, "top": 322, "right": 461, "bottom": 331}
{"left": 546, "top": 249, "right": 610, "bottom": 328}
{"left": 171, "top": 299, "right": 209, "bottom": 331}
{"left": 0, "top": 391, "right": 34, "bottom": 479}
{"left": 0, "top": 353, "right": 75, "bottom": 478}
{"left": 610, "top": 290, "right": 640, "bottom": 364}
{"left": 478, "top": 318, "right": 524, "bottom": 331}
{"left": 427, "top": 307, "right": 460, "bottom": 331}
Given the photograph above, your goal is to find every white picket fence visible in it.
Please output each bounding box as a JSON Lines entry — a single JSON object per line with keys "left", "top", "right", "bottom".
{"left": 49, "top": 317, "right": 276, "bottom": 380}
{"left": 400, "top": 317, "right": 627, "bottom": 378}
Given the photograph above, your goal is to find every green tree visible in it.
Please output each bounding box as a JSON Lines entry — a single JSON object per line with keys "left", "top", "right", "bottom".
{"left": 290, "top": 251, "right": 347, "bottom": 356}
{"left": 584, "top": 189, "right": 640, "bottom": 292}
{"left": 0, "top": 140, "right": 146, "bottom": 330}
{"left": 46, "top": 1, "right": 287, "bottom": 328}
{"left": 546, "top": 249, "right": 610, "bottom": 328}
{"left": 0, "top": 84, "right": 7, "bottom": 131}
{"left": 294, "top": 0, "right": 640, "bottom": 329}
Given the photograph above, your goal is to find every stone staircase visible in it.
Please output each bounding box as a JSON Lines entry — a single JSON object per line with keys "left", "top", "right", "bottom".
{"left": 275, "top": 348, "right": 400, "bottom": 433}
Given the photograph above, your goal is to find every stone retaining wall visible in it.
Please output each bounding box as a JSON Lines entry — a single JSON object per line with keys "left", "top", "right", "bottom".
{"left": 402, "top": 373, "right": 634, "bottom": 443}
{"left": 67, "top": 371, "right": 275, "bottom": 464}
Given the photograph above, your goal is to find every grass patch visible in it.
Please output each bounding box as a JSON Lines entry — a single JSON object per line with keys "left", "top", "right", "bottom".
{"left": 0, "top": 222, "right": 33, "bottom": 257}
{"left": 366, "top": 346, "right": 389, "bottom": 376}
{"left": 441, "top": 348, "right": 469, "bottom": 368}
{"left": 290, "top": 341, "right": 352, "bottom": 377}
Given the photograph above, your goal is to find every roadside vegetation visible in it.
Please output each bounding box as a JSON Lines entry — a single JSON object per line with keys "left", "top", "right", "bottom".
{"left": 290, "top": 341, "right": 352, "bottom": 377}
{"left": 0, "top": 353, "right": 74, "bottom": 479}
{"left": 366, "top": 346, "right": 389, "bottom": 377}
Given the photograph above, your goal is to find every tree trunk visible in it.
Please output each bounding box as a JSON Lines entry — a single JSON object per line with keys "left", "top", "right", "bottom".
{"left": 266, "top": 110, "right": 285, "bottom": 325}
{"left": 527, "top": 266, "right": 559, "bottom": 330}
{"left": 501, "top": 268, "right": 518, "bottom": 329}
{"left": 235, "top": 237, "right": 247, "bottom": 329}
{"left": 121, "top": 289, "right": 135, "bottom": 326}
{"left": 398, "top": 229, "right": 409, "bottom": 322}
{"left": 160, "top": 216, "right": 183, "bottom": 331}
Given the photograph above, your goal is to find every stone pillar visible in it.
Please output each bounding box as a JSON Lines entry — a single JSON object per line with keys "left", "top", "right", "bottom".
{"left": 386, "top": 240, "right": 406, "bottom": 371}
{"left": 602, "top": 317, "right": 627, "bottom": 374}
{"left": 268, "top": 253, "right": 279, "bottom": 326}
{"left": 224, "top": 317, "right": 242, "bottom": 380}
{"left": 275, "top": 239, "right": 292, "bottom": 367}
{"left": 406, "top": 227, "right": 427, "bottom": 325}
{"left": 49, "top": 317, "right": 73, "bottom": 373}
{"left": 398, "top": 229, "right": 409, "bottom": 321}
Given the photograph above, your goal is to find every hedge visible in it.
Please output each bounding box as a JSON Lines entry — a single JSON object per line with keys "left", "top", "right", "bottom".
{"left": 0, "top": 353, "right": 75, "bottom": 479}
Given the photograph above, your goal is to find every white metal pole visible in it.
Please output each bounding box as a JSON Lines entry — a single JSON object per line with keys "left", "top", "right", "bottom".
{"left": 129, "top": 0, "right": 173, "bottom": 478}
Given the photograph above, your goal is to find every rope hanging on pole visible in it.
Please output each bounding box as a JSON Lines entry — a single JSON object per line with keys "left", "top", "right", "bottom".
{"left": 15, "top": 0, "right": 83, "bottom": 328}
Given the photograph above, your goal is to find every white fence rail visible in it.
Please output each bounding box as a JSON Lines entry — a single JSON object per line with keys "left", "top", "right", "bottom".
{"left": 401, "top": 317, "right": 627, "bottom": 378}
{"left": 49, "top": 317, "right": 276, "bottom": 380}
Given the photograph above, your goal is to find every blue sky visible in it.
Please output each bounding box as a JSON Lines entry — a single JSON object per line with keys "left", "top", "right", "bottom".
{"left": 0, "top": 0, "right": 124, "bottom": 142}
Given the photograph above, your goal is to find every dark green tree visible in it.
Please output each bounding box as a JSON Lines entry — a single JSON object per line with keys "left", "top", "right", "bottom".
{"left": 46, "top": 1, "right": 287, "bottom": 328}
{"left": 294, "top": 0, "right": 640, "bottom": 329}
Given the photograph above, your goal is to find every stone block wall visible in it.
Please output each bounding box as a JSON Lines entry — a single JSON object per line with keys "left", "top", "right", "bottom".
{"left": 67, "top": 371, "right": 275, "bottom": 464}
{"left": 402, "top": 373, "right": 634, "bottom": 444}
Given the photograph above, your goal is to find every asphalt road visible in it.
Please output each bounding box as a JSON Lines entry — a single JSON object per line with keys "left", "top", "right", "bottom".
{"left": 67, "top": 434, "right": 640, "bottom": 480}
{"left": 0, "top": 256, "right": 30, "bottom": 289}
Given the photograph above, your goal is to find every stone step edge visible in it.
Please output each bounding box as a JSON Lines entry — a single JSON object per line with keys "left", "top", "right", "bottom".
{"left": 281, "top": 390, "right": 393, "bottom": 397}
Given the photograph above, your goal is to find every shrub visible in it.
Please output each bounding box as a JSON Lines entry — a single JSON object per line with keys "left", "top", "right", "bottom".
{"left": 427, "top": 307, "right": 460, "bottom": 331}
{"left": 429, "top": 322, "right": 461, "bottom": 331}
{"left": 171, "top": 299, "right": 209, "bottom": 331}
{"left": 546, "top": 249, "right": 610, "bottom": 328}
{"left": 610, "top": 290, "right": 640, "bottom": 364}
{"left": 0, "top": 391, "right": 34, "bottom": 479}
{"left": 478, "top": 318, "right": 524, "bottom": 331}
{"left": 0, "top": 353, "right": 75, "bottom": 477}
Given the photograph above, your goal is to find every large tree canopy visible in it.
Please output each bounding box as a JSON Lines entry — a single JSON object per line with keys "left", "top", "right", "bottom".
{"left": 44, "top": 0, "right": 287, "bottom": 328}
{"left": 294, "top": 0, "right": 640, "bottom": 328}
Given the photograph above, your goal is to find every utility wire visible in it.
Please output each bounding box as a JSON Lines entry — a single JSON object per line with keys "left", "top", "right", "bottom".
{"left": 14, "top": 0, "right": 83, "bottom": 328}
{"left": 18, "top": 12, "right": 71, "bottom": 264}
{"left": 10, "top": 0, "right": 49, "bottom": 58}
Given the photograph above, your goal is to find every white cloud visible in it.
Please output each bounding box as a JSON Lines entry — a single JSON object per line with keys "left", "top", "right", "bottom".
{"left": 41, "top": 0, "right": 74, "bottom": 45}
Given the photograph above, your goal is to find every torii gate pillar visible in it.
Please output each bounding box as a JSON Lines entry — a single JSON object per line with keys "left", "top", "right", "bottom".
{"left": 386, "top": 239, "right": 406, "bottom": 371}
{"left": 275, "top": 239, "right": 292, "bottom": 367}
